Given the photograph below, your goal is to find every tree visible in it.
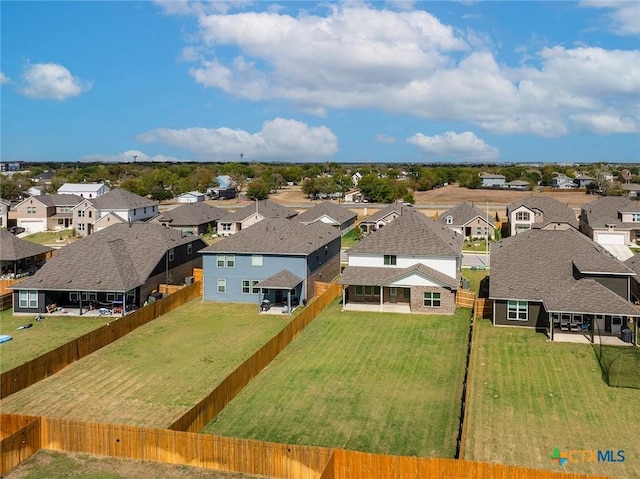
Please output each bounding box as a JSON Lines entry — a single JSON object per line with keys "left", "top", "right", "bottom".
{"left": 230, "top": 172, "right": 248, "bottom": 201}
{"left": 246, "top": 179, "right": 270, "bottom": 200}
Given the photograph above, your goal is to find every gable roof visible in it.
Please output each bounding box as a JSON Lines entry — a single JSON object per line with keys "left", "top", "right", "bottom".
{"left": 581, "top": 196, "right": 640, "bottom": 229}
{"left": 58, "top": 183, "right": 107, "bottom": 194}
{"left": 14, "top": 223, "right": 205, "bottom": 292}
{"left": 624, "top": 253, "right": 640, "bottom": 277}
{"left": 480, "top": 173, "right": 506, "bottom": 179}
{"left": 0, "top": 230, "right": 54, "bottom": 261}
{"left": 200, "top": 218, "right": 339, "bottom": 255}
{"left": 90, "top": 189, "right": 157, "bottom": 210}
{"left": 153, "top": 202, "right": 225, "bottom": 226}
{"left": 359, "top": 201, "right": 405, "bottom": 224}
{"left": 296, "top": 201, "right": 357, "bottom": 226}
{"left": 255, "top": 270, "right": 303, "bottom": 289}
{"left": 177, "top": 191, "right": 205, "bottom": 198}
{"left": 339, "top": 263, "right": 458, "bottom": 289}
{"left": 220, "top": 199, "right": 298, "bottom": 222}
{"left": 438, "top": 201, "right": 491, "bottom": 227}
{"left": 350, "top": 207, "right": 463, "bottom": 256}
{"left": 507, "top": 196, "right": 577, "bottom": 228}
{"left": 490, "top": 228, "right": 636, "bottom": 314}
{"left": 18, "top": 194, "right": 83, "bottom": 208}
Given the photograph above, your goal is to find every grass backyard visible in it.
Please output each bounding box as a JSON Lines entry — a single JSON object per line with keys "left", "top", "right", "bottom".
{"left": 0, "top": 301, "right": 289, "bottom": 428}
{"left": 202, "top": 300, "right": 471, "bottom": 458}
{"left": 0, "top": 310, "right": 113, "bottom": 372}
{"left": 23, "top": 229, "right": 76, "bottom": 245}
{"left": 463, "top": 319, "right": 640, "bottom": 479}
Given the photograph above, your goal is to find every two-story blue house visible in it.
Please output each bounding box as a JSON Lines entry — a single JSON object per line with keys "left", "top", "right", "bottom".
{"left": 200, "top": 219, "right": 341, "bottom": 311}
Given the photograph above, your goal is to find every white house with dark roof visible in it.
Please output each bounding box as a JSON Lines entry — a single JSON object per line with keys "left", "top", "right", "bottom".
{"left": 490, "top": 228, "right": 638, "bottom": 344}
{"left": 58, "top": 182, "right": 110, "bottom": 199}
{"left": 0, "top": 198, "right": 9, "bottom": 229}
{"left": 216, "top": 199, "right": 298, "bottom": 237}
{"left": 480, "top": 173, "right": 506, "bottom": 188}
{"left": 11, "top": 223, "right": 207, "bottom": 315}
{"left": 339, "top": 206, "right": 463, "bottom": 314}
{"left": 438, "top": 201, "right": 495, "bottom": 240}
{"left": 506, "top": 196, "right": 578, "bottom": 237}
{"left": 296, "top": 201, "right": 357, "bottom": 236}
{"left": 72, "top": 189, "right": 159, "bottom": 237}
{"left": 176, "top": 191, "right": 206, "bottom": 203}
{"left": 580, "top": 196, "right": 640, "bottom": 249}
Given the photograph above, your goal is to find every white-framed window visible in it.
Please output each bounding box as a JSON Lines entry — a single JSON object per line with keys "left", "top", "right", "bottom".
{"left": 365, "top": 286, "right": 372, "bottom": 295}
{"left": 242, "top": 280, "right": 251, "bottom": 294}
{"left": 384, "top": 255, "right": 397, "bottom": 265}
{"left": 69, "top": 292, "right": 79, "bottom": 302}
{"left": 187, "top": 244, "right": 193, "bottom": 255}
{"left": 251, "top": 255, "right": 263, "bottom": 266}
{"left": 106, "top": 292, "right": 115, "bottom": 301}
{"left": 516, "top": 211, "right": 530, "bottom": 221}
{"left": 221, "top": 223, "right": 231, "bottom": 231}
{"left": 27, "top": 207, "right": 37, "bottom": 214}
{"left": 507, "top": 300, "right": 528, "bottom": 321}
{"left": 78, "top": 223, "right": 85, "bottom": 231}
{"left": 168, "top": 248, "right": 175, "bottom": 262}
{"left": 126, "top": 290, "right": 135, "bottom": 301}
{"left": 516, "top": 225, "right": 530, "bottom": 234}
{"left": 355, "top": 285, "right": 363, "bottom": 295}
{"left": 252, "top": 280, "right": 260, "bottom": 294}
{"left": 226, "top": 254, "right": 235, "bottom": 268}
{"left": 217, "top": 279, "right": 227, "bottom": 293}
{"left": 217, "top": 254, "right": 225, "bottom": 267}
{"left": 632, "top": 213, "right": 640, "bottom": 222}
{"left": 78, "top": 210, "right": 85, "bottom": 217}
{"left": 373, "top": 286, "right": 380, "bottom": 296}
{"left": 445, "top": 216, "right": 453, "bottom": 225}
{"left": 59, "top": 206, "right": 73, "bottom": 213}
{"left": 423, "top": 292, "right": 441, "bottom": 307}
{"left": 19, "top": 290, "right": 38, "bottom": 309}
{"left": 81, "top": 292, "right": 97, "bottom": 302}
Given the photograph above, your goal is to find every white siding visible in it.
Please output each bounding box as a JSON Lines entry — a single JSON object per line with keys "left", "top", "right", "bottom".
{"left": 348, "top": 254, "right": 457, "bottom": 278}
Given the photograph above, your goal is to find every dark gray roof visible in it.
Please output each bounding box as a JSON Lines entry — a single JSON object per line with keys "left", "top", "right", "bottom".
{"left": 358, "top": 201, "right": 405, "bottom": 224}
{"left": 581, "top": 196, "right": 640, "bottom": 229}
{"left": 91, "top": 189, "right": 158, "bottom": 210}
{"left": 200, "top": 218, "right": 339, "bottom": 255}
{"left": 507, "top": 196, "right": 578, "bottom": 228}
{"left": 154, "top": 202, "right": 225, "bottom": 226}
{"left": 624, "top": 253, "right": 640, "bottom": 277}
{"left": 13, "top": 223, "right": 206, "bottom": 292}
{"left": 30, "top": 194, "right": 83, "bottom": 207}
{"left": 220, "top": 199, "right": 298, "bottom": 222}
{"left": 255, "top": 270, "right": 303, "bottom": 289}
{"left": 490, "top": 228, "right": 636, "bottom": 314}
{"left": 296, "top": 201, "right": 357, "bottom": 226}
{"left": 438, "top": 201, "right": 490, "bottom": 227}
{"left": 350, "top": 207, "right": 463, "bottom": 257}
{"left": 544, "top": 279, "right": 640, "bottom": 316}
{"left": 480, "top": 173, "right": 506, "bottom": 179}
{"left": 339, "top": 263, "right": 458, "bottom": 289}
{"left": 0, "top": 230, "right": 54, "bottom": 261}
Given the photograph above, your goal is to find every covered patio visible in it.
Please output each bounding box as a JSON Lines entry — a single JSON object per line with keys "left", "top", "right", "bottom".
{"left": 255, "top": 270, "right": 304, "bottom": 316}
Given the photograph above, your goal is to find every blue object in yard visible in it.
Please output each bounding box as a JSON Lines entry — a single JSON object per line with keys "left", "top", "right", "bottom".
{"left": 0, "top": 334, "right": 12, "bottom": 344}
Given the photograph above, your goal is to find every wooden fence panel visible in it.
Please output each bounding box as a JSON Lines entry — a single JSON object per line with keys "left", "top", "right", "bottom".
{"left": 0, "top": 279, "right": 21, "bottom": 296}
{"left": 0, "top": 292, "right": 12, "bottom": 311}
{"left": 456, "top": 290, "right": 475, "bottom": 308}
{"left": 169, "top": 283, "right": 342, "bottom": 433}
{"left": 0, "top": 416, "right": 40, "bottom": 475}
{"left": 0, "top": 282, "right": 202, "bottom": 399}
{"left": 474, "top": 298, "right": 493, "bottom": 320}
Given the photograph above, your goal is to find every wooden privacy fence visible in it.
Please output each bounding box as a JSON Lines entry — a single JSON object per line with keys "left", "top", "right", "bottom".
{"left": 0, "top": 278, "right": 21, "bottom": 296}
{"left": 456, "top": 290, "right": 475, "bottom": 308}
{"left": 1, "top": 414, "right": 616, "bottom": 479}
{"left": 193, "top": 267, "right": 203, "bottom": 294}
{"left": 474, "top": 297, "right": 493, "bottom": 320}
{"left": 0, "top": 292, "right": 11, "bottom": 312}
{"left": 169, "top": 282, "right": 343, "bottom": 433}
{"left": 0, "top": 282, "right": 202, "bottom": 399}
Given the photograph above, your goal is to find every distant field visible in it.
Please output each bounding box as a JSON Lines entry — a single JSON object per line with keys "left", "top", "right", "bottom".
{"left": 203, "top": 301, "right": 471, "bottom": 458}
{"left": 463, "top": 319, "right": 640, "bottom": 479}
{"left": 0, "top": 301, "right": 289, "bottom": 427}
{"left": 0, "top": 310, "right": 112, "bottom": 373}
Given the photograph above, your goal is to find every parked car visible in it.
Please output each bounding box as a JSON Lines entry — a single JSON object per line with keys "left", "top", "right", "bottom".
{"left": 8, "top": 226, "right": 25, "bottom": 235}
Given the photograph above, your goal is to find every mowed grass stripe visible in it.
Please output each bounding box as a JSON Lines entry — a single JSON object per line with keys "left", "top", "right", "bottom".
{"left": 0, "top": 301, "right": 289, "bottom": 428}
{"left": 203, "top": 301, "right": 471, "bottom": 458}
{"left": 464, "top": 320, "right": 640, "bottom": 479}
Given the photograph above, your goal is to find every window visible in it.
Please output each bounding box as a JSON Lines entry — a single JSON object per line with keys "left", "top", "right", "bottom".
{"left": 168, "top": 248, "right": 175, "bottom": 262}
{"left": 144, "top": 207, "right": 147, "bottom": 214}
{"left": 217, "top": 279, "right": 226, "bottom": 293}
{"left": 78, "top": 210, "right": 85, "bottom": 217}
{"left": 384, "top": 255, "right": 397, "bottom": 265}
{"left": 78, "top": 223, "right": 85, "bottom": 231}
{"left": 226, "top": 254, "right": 235, "bottom": 268}
{"left": 221, "top": 223, "right": 231, "bottom": 231}
{"left": 217, "top": 254, "right": 225, "bottom": 267}
{"left": 19, "top": 290, "right": 38, "bottom": 309}
{"left": 251, "top": 255, "right": 263, "bottom": 266}
{"left": 423, "top": 292, "right": 441, "bottom": 307}
{"left": 252, "top": 280, "right": 260, "bottom": 294}
{"left": 632, "top": 213, "right": 640, "bottom": 222}
{"left": 106, "top": 292, "right": 115, "bottom": 301}
{"left": 516, "top": 225, "right": 530, "bottom": 234}
{"left": 187, "top": 244, "right": 193, "bottom": 255}
{"left": 58, "top": 219, "right": 64, "bottom": 225}
{"left": 59, "top": 206, "right": 73, "bottom": 213}
{"left": 445, "top": 216, "right": 453, "bottom": 225}
{"left": 81, "top": 292, "right": 97, "bottom": 302}
{"left": 88, "top": 211, "right": 92, "bottom": 218}
{"left": 27, "top": 207, "right": 37, "bottom": 214}
{"left": 515, "top": 211, "right": 530, "bottom": 221}
{"left": 126, "top": 290, "right": 135, "bottom": 301}
{"left": 242, "top": 280, "right": 251, "bottom": 294}
{"left": 69, "top": 292, "right": 79, "bottom": 302}
{"left": 373, "top": 286, "right": 381, "bottom": 296}
{"left": 507, "top": 300, "right": 528, "bottom": 321}
{"left": 390, "top": 287, "right": 397, "bottom": 296}
{"left": 365, "top": 286, "right": 372, "bottom": 295}
{"left": 355, "top": 285, "right": 363, "bottom": 295}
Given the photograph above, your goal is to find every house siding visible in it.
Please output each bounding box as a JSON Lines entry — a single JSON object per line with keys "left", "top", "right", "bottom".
{"left": 348, "top": 254, "right": 458, "bottom": 278}
{"left": 493, "top": 299, "right": 548, "bottom": 329}
{"left": 306, "top": 254, "right": 340, "bottom": 298}
{"left": 588, "top": 275, "right": 629, "bottom": 300}
{"left": 409, "top": 286, "right": 456, "bottom": 314}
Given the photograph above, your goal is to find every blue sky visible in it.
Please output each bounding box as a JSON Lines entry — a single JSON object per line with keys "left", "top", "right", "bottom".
{"left": 1, "top": 1, "right": 639, "bottom": 164}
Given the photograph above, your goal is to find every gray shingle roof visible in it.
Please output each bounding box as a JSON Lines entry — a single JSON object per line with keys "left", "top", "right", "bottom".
{"left": 255, "top": 270, "right": 303, "bottom": 289}
{"left": 0, "top": 230, "right": 54, "bottom": 261}
{"left": 544, "top": 278, "right": 640, "bottom": 316}
{"left": 220, "top": 199, "right": 298, "bottom": 222}
{"left": 31, "top": 194, "right": 83, "bottom": 207}
{"left": 624, "top": 253, "right": 640, "bottom": 276}
{"left": 154, "top": 202, "right": 225, "bottom": 226}
{"left": 581, "top": 196, "right": 640, "bottom": 229}
{"left": 200, "top": 218, "right": 339, "bottom": 255}
{"left": 296, "top": 201, "right": 357, "bottom": 226}
{"left": 507, "top": 196, "right": 578, "bottom": 228}
{"left": 358, "top": 201, "right": 405, "bottom": 224}
{"left": 339, "top": 263, "right": 458, "bottom": 289}
{"left": 91, "top": 189, "right": 158, "bottom": 210}
{"left": 350, "top": 207, "right": 463, "bottom": 256}
{"left": 438, "top": 201, "right": 490, "bottom": 227}
{"left": 13, "top": 223, "right": 206, "bottom": 292}
{"left": 490, "top": 228, "right": 636, "bottom": 314}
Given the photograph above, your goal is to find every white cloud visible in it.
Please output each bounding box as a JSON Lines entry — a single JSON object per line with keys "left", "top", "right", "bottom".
{"left": 375, "top": 133, "right": 397, "bottom": 144}
{"left": 137, "top": 118, "right": 338, "bottom": 161}
{"left": 0, "top": 72, "right": 10, "bottom": 84}
{"left": 19, "top": 62, "right": 92, "bottom": 100}
{"left": 78, "top": 150, "right": 189, "bottom": 163}
{"left": 168, "top": 3, "right": 639, "bottom": 137}
{"left": 570, "top": 114, "right": 638, "bottom": 134}
{"left": 406, "top": 131, "right": 499, "bottom": 161}
{"left": 580, "top": 1, "right": 640, "bottom": 35}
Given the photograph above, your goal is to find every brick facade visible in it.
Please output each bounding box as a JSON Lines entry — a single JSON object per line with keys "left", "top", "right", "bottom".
{"left": 409, "top": 285, "right": 456, "bottom": 315}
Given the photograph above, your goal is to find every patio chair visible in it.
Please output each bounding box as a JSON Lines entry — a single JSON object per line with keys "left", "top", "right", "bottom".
{"left": 560, "top": 321, "right": 569, "bottom": 331}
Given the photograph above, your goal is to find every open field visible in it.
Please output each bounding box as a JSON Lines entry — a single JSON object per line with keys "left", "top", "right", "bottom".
{"left": 0, "top": 301, "right": 289, "bottom": 427}
{"left": 4, "top": 450, "right": 263, "bottom": 479}
{"left": 463, "top": 319, "right": 640, "bottom": 479}
{"left": 0, "top": 310, "right": 112, "bottom": 373}
{"left": 202, "top": 300, "right": 471, "bottom": 458}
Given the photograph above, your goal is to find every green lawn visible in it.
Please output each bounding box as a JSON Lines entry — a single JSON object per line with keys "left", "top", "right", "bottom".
{"left": 463, "top": 319, "right": 640, "bottom": 479}
{"left": 0, "top": 301, "right": 289, "bottom": 428}
{"left": 0, "top": 309, "right": 113, "bottom": 373}
{"left": 202, "top": 301, "right": 471, "bottom": 458}
{"left": 460, "top": 269, "right": 489, "bottom": 296}
{"left": 340, "top": 227, "right": 360, "bottom": 249}
{"left": 23, "top": 229, "right": 75, "bottom": 245}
